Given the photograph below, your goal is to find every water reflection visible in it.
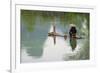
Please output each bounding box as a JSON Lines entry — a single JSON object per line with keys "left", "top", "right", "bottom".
{"left": 21, "top": 10, "right": 90, "bottom": 63}
{"left": 70, "top": 38, "right": 77, "bottom": 51}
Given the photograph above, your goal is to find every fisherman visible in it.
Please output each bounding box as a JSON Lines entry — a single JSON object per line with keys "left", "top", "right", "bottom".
{"left": 69, "top": 24, "right": 77, "bottom": 51}
{"left": 69, "top": 24, "right": 77, "bottom": 38}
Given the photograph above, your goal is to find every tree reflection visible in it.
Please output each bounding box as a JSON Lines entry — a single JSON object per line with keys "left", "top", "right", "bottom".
{"left": 21, "top": 10, "right": 90, "bottom": 61}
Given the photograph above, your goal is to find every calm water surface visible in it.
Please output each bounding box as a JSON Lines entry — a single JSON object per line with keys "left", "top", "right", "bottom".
{"left": 21, "top": 10, "right": 89, "bottom": 63}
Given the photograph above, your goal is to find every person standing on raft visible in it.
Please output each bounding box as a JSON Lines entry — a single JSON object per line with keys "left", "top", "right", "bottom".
{"left": 69, "top": 24, "right": 77, "bottom": 51}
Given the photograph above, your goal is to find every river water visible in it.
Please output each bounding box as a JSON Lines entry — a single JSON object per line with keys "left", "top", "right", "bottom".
{"left": 20, "top": 10, "right": 90, "bottom": 63}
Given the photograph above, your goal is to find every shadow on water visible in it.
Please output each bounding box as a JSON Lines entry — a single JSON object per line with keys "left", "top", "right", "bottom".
{"left": 70, "top": 38, "right": 77, "bottom": 51}
{"left": 21, "top": 10, "right": 90, "bottom": 62}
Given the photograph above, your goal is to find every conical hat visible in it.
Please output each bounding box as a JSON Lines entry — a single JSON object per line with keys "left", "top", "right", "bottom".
{"left": 70, "top": 24, "right": 76, "bottom": 27}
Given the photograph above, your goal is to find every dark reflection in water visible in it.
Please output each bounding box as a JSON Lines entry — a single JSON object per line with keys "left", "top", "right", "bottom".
{"left": 21, "top": 10, "right": 90, "bottom": 63}
{"left": 70, "top": 38, "right": 77, "bottom": 51}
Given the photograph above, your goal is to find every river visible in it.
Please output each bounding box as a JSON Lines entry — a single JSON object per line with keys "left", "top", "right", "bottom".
{"left": 20, "top": 10, "right": 90, "bottom": 63}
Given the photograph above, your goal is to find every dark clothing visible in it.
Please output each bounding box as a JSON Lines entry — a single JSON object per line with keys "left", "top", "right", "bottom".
{"left": 69, "top": 26, "right": 77, "bottom": 51}
{"left": 69, "top": 27, "right": 77, "bottom": 38}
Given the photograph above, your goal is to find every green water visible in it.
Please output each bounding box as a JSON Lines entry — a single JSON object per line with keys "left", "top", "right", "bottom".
{"left": 21, "top": 10, "right": 90, "bottom": 63}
